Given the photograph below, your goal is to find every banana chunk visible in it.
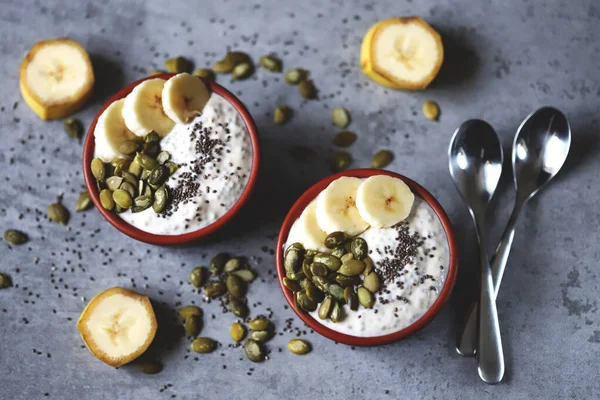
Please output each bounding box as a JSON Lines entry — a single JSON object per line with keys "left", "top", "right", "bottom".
{"left": 94, "top": 99, "right": 137, "bottom": 162}
{"left": 356, "top": 175, "right": 414, "bottom": 228}
{"left": 290, "top": 200, "right": 329, "bottom": 253}
{"left": 122, "top": 78, "right": 175, "bottom": 137}
{"left": 316, "top": 177, "right": 369, "bottom": 235}
{"left": 162, "top": 73, "right": 211, "bottom": 124}
{"left": 19, "top": 38, "right": 95, "bottom": 120}
{"left": 77, "top": 287, "right": 157, "bottom": 368}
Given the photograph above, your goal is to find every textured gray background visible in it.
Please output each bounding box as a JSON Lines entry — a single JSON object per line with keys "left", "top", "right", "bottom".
{"left": 1, "top": 0, "right": 599, "bottom": 399}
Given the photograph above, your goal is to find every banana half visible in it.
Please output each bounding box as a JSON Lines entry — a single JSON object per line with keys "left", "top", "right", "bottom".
{"left": 356, "top": 175, "right": 415, "bottom": 228}
{"left": 122, "top": 78, "right": 175, "bottom": 137}
{"left": 316, "top": 177, "right": 369, "bottom": 236}
{"left": 94, "top": 99, "right": 137, "bottom": 162}
{"left": 77, "top": 287, "right": 157, "bottom": 368}
{"left": 20, "top": 38, "right": 95, "bottom": 120}
{"left": 162, "top": 73, "right": 210, "bottom": 124}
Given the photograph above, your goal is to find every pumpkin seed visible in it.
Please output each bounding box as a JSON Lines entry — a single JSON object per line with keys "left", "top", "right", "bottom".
{"left": 148, "top": 165, "right": 169, "bottom": 186}
{"left": 248, "top": 317, "right": 270, "bottom": 331}
{"left": 184, "top": 315, "right": 202, "bottom": 337}
{"left": 224, "top": 257, "right": 245, "bottom": 273}
{"left": 229, "top": 297, "right": 249, "bottom": 318}
{"left": 305, "top": 250, "right": 316, "bottom": 262}
{"left": 327, "top": 271, "right": 338, "bottom": 283}
{"left": 299, "top": 278, "right": 310, "bottom": 290}
{"left": 118, "top": 140, "right": 140, "bottom": 155}
{"left": 210, "top": 253, "right": 229, "bottom": 275}
{"left": 212, "top": 58, "right": 235, "bottom": 73}
{"left": 313, "top": 253, "right": 341, "bottom": 271}
{"left": 64, "top": 118, "right": 83, "bottom": 139}
{"left": 111, "top": 159, "right": 130, "bottom": 176}
{"left": 145, "top": 131, "right": 160, "bottom": 143}
{"left": 148, "top": 69, "right": 166, "bottom": 76}
{"left": 286, "top": 270, "right": 305, "bottom": 281}
{"left": 165, "top": 56, "right": 193, "bottom": 73}
{"left": 259, "top": 55, "right": 282, "bottom": 72}
{"left": 91, "top": 158, "right": 106, "bottom": 182}
{"left": 135, "top": 152, "right": 159, "bottom": 171}
{"left": 318, "top": 296, "right": 333, "bottom": 319}
{"left": 284, "top": 68, "right": 307, "bottom": 84}
{"left": 226, "top": 274, "right": 246, "bottom": 298}
{"left": 119, "top": 170, "right": 136, "bottom": 185}
{"left": 249, "top": 330, "right": 272, "bottom": 343}
{"left": 165, "top": 162, "right": 179, "bottom": 175}
{"left": 285, "top": 242, "right": 304, "bottom": 256}
{"left": 344, "top": 287, "right": 358, "bottom": 311}
{"left": 288, "top": 339, "right": 311, "bottom": 355}
{"left": 3, "top": 229, "right": 28, "bottom": 245}
{"left": 339, "top": 259, "right": 365, "bottom": 276}
{"left": 112, "top": 189, "right": 133, "bottom": 209}
{"left": 310, "top": 262, "right": 328, "bottom": 277}
{"left": 120, "top": 181, "right": 136, "bottom": 199}
{"left": 332, "top": 107, "right": 351, "bottom": 128}
{"left": 231, "top": 62, "right": 253, "bottom": 80}
{"left": 244, "top": 339, "right": 265, "bottom": 362}
{"left": 284, "top": 246, "right": 304, "bottom": 276}
{"left": 295, "top": 290, "right": 317, "bottom": 312}
{"left": 231, "top": 269, "right": 256, "bottom": 282}
{"left": 290, "top": 146, "right": 317, "bottom": 162}
{"left": 132, "top": 196, "right": 152, "bottom": 213}
{"left": 332, "top": 131, "right": 357, "bottom": 147}
{"left": 156, "top": 151, "right": 170, "bottom": 165}
{"left": 363, "top": 256, "right": 374, "bottom": 275}
{"left": 331, "top": 246, "right": 346, "bottom": 258}
{"left": 105, "top": 176, "right": 123, "bottom": 191}
{"left": 152, "top": 186, "right": 168, "bottom": 213}
{"left": 324, "top": 231, "right": 347, "bottom": 249}
{"left": 204, "top": 281, "right": 226, "bottom": 298}
{"left": 178, "top": 305, "right": 202, "bottom": 320}
{"left": 283, "top": 277, "right": 301, "bottom": 292}
{"left": 335, "top": 274, "right": 361, "bottom": 287}
{"left": 328, "top": 284, "right": 345, "bottom": 302}
{"left": 363, "top": 272, "right": 380, "bottom": 293}
{"left": 371, "top": 150, "right": 394, "bottom": 168}
{"left": 230, "top": 322, "right": 246, "bottom": 342}
{"left": 340, "top": 253, "right": 354, "bottom": 263}
{"left": 75, "top": 191, "right": 92, "bottom": 212}
{"left": 357, "top": 286, "right": 375, "bottom": 308}
{"left": 306, "top": 281, "right": 325, "bottom": 303}
{"left": 190, "top": 267, "right": 206, "bottom": 288}
{"left": 190, "top": 337, "right": 216, "bottom": 353}
{"left": 301, "top": 258, "right": 312, "bottom": 277}
{"left": 329, "top": 300, "right": 344, "bottom": 322}
{"left": 142, "top": 141, "right": 160, "bottom": 158}
{"left": 332, "top": 151, "right": 352, "bottom": 172}
{"left": 422, "top": 100, "right": 440, "bottom": 121}
{"left": 273, "top": 105, "right": 292, "bottom": 125}
{"left": 350, "top": 237, "right": 368, "bottom": 260}
{"left": 193, "top": 68, "right": 215, "bottom": 81}
{"left": 0, "top": 273, "right": 11, "bottom": 289}
{"left": 138, "top": 361, "right": 162, "bottom": 374}
{"left": 128, "top": 159, "right": 143, "bottom": 177}
{"left": 298, "top": 79, "right": 317, "bottom": 99}
{"left": 226, "top": 51, "right": 252, "bottom": 66}
{"left": 48, "top": 202, "right": 69, "bottom": 225}
{"left": 99, "top": 189, "right": 115, "bottom": 210}
{"left": 312, "top": 276, "right": 330, "bottom": 293}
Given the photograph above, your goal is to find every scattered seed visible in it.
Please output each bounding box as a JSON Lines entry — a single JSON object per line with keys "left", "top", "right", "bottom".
{"left": 332, "top": 151, "right": 352, "bottom": 172}
{"left": 178, "top": 305, "right": 202, "bottom": 320}
{"left": 230, "top": 322, "right": 246, "bottom": 342}
{"left": 258, "top": 55, "right": 282, "bottom": 72}
{"left": 284, "top": 68, "right": 307, "bottom": 85}
{"left": 288, "top": 339, "right": 311, "bottom": 355}
{"left": 184, "top": 315, "right": 202, "bottom": 337}
{"left": 248, "top": 317, "right": 270, "bottom": 331}
{"left": 64, "top": 118, "right": 83, "bottom": 139}
{"left": 422, "top": 100, "right": 440, "bottom": 121}
{"left": 48, "top": 202, "right": 69, "bottom": 225}
{"left": 298, "top": 79, "right": 317, "bottom": 99}
{"left": 139, "top": 361, "right": 162, "bottom": 374}
{"left": 371, "top": 150, "right": 394, "bottom": 168}
{"left": 189, "top": 267, "right": 206, "bottom": 288}
{"left": 165, "top": 56, "right": 193, "bottom": 73}
{"left": 75, "top": 191, "right": 93, "bottom": 212}
{"left": 190, "top": 337, "right": 216, "bottom": 353}
{"left": 4, "top": 229, "right": 28, "bottom": 245}
{"left": 332, "top": 131, "right": 357, "bottom": 147}
{"left": 332, "top": 107, "right": 351, "bottom": 128}
{"left": 244, "top": 339, "right": 265, "bottom": 362}
{"left": 0, "top": 273, "right": 12, "bottom": 289}
{"left": 273, "top": 105, "right": 293, "bottom": 125}
{"left": 192, "top": 68, "right": 215, "bottom": 81}
{"left": 231, "top": 62, "right": 253, "bottom": 80}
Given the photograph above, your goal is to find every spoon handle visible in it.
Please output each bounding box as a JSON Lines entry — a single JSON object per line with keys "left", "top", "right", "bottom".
{"left": 474, "top": 220, "right": 505, "bottom": 384}
{"left": 456, "top": 202, "right": 523, "bottom": 357}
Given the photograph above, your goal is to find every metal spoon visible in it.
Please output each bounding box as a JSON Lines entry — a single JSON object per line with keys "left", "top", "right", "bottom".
{"left": 449, "top": 120, "right": 504, "bottom": 384}
{"left": 456, "top": 107, "right": 571, "bottom": 357}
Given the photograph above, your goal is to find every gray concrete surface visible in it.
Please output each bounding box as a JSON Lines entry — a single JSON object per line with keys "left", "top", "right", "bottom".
{"left": 1, "top": 0, "right": 599, "bottom": 399}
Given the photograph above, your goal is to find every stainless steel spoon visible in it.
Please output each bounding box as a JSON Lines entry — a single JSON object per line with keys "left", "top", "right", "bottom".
{"left": 449, "top": 120, "right": 504, "bottom": 384}
{"left": 456, "top": 107, "right": 571, "bottom": 357}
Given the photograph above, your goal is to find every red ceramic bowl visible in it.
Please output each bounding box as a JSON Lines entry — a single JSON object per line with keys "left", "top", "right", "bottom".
{"left": 276, "top": 169, "right": 458, "bottom": 346}
{"left": 82, "top": 74, "right": 260, "bottom": 245}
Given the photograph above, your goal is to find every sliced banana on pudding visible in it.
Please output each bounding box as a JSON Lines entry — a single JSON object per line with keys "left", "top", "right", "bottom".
{"left": 122, "top": 78, "right": 175, "bottom": 137}
{"left": 356, "top": 175, "right": 414, "bottom": 228}
{"left": 77, "top": 287, "right": 157, "bottom": 368}
{"left": 292, "top": 200, "right": 329, "bottom": 252}
{"left": 162, "top": 73, "right": 211, "bottom": 124}
{"left": 316, "top": 177, "right": 369, "bottom": 235}
{"left": 94, "top": 99, "right": 138, "bottom": 162}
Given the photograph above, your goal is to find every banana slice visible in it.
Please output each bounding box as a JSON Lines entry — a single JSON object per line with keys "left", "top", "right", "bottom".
{"left": 288, "top": 200, "right": 329, "bottom": 252}
{"left": 19, "top": 38, "right": 94, "bottom": 120}
{"left": 356, "top": 175, "right": 415, "bottom": 228}
{"left": 361, "top": 17, "right": 443, "bottom": 90}
{"left": 316, "top": 177, "right": 369, "bottom": 235}
{"left": 77, "top": 287, "right": 157, "bottom": 368}
{"left": 122, "top": 78, "right": 175, "bottom": 137}
{"left": 94, "top": 99, "right": 138, "bottom": 162}
{"left": 162, "top": 73, "right": 211, "bottom": 124}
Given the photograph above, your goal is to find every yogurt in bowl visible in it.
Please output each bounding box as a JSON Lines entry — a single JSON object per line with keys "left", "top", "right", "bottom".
{"left": 276, "top": 169, "right": 457, "bottom": 346}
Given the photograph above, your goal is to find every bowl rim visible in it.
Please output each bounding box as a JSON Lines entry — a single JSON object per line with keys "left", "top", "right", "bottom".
{"left": 275, "top": 168, "right": 458, "bottom": 346}
{"left": 82, "top": 73, "right": 260, "bottom": 245}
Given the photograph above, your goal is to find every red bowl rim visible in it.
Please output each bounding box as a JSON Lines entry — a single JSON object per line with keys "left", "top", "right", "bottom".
{"left": 275, "top": 169, "right": 458, "bottom": 346}
{"left": 82, "top": 73, "right": 261, "bottom": 245}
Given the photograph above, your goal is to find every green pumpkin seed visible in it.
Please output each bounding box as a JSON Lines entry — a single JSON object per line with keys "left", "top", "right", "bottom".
{"left": 299, "top": 278, "right": 310, "bottom": 290}
{"left": 310, "top": 262, "right": 328, "bottom": 277}
{"left": 231, "top": 269, "right": 256, "bottom": 282}
{"left": 190, "top": 267, "right": 206, "bottom": 288}
{"left": 184, "top": 315, "right": 202, "bottom": 337}
{"left": 229, "top": 297, "right": 249, "bottom": 318}
{"left": 249, "top": 330, "right": 272, "bottom": 343}
{"left": 115, "top": 205, "right": 125, "bottom": 214}
{"left": 335, "top": 274, "right": 361, "bottom": 287}
{"left": 190, "top": 337, "right": 216, "bottom": 353}
{"left": 48, "top": 202, "right": 69, "bottom": 225}
{"left": 313, "top": 253, "right": 341, "bottom": 271}
{"left": 363, "top": 256, "right": 374, "bottom": 275}
{"left": 363, "top": 272, "right": 380, "bottom": 293}
{"left": 285, "top": 242, "right": 304, "bottom": 256}
{"left": 120, "top": 181, "right": 136, "bottom": 199}
{"left": 212, "top": 58, "right": 235, "bottom": 74}
{"left": 305, "top": 250, "right": 316, "bottom": 262}
{"left": 273, "top": 105, "right": 293, "bottom": 125}
{"left": 193, "top": 68, "right": 215, "bottom": 81}
{"left": 156, "top": 151, "right": 170, "bottom": 164}
{"left": 350, "top": 237, "right": 368, "bottom": 260}
{"left": 231, "top": 62, "right": 253, "bottom": 80}
{"left": 422, "top": 100, "right": 440, "bottom": 121}
{"left": 357, "top": 286, "right": 375, "bottom": 308}
{"left": 327, "top": 271, "right": 338, "bottom": 283}
{"left": 244, "top": 339, "right": 265, "bottom": 362}
{"left": 165, "top": 162, "right": 179, "bottom": 175}
{"left": 178, "top": 305, "right": 202, "bottom": 320}
{"left": 312, "top": 276, "right": 330, "bottom": 293}
{"left": 259, "top": 55, "right": 282, "bottom": 72}
{"left": 344, "top": 287, "right": 358, "bottom": 311}
{"left": 138, "top": 361, "right": 162, "bottom": 374}
{"left": 302, "top": 259, "right": 313, "bottom": 280}
{"left": 328, "top": 284, "right": 345, "bottom": 302}
{"left": 248, "top": 317, "right": 270, "bottom": 331}
{"left": 340, "top": 253, "right": 354, "bottom": 263}
{"left": 286, "top": 270, "right": 305, "bottom": 281}
{"left": 283, "top": 277, "right": 301, "bottom": 292}
{"left": 111, "top": 159, "right": 130, "bottom": 176}
{"left": 295, "top": 290, "right": 317, "bottom": 312}
{"left": 148, "top": 165, "right": 169, "bottom": 186}
{"left": 306, "top": 281, "right": 325, "bottom": 303}
{"left": 91, "top": 158, "right": 106, "bottom": 182}
{"left": 284, "top": 246, "right": 304, "bottom": 276}
{"left": 331, "top": 246, "right": 346, "bottom": 258}
{"left": 230, "top": 322, "right": 246, "bottom": 342}
{"left": 204, "top": 281, "right": 226, "bottom": 298}
{"left": 99, "top": 189, "right": 115, "bottom": 210}
{"left": 329, "top": 300, "right": 344, "bottom": 322}
{"left": 165, "top": 56, "right": 193, "bottom": 73}
{"left": 152, "top": 186, "right": 168, "bottom": 213}
{"left": 148, "top": 69, "right": 166, "bottom": 76}
{"left": 226, "top": 274, "right": 246, "bottom": 298}
{"left": 145, "top": 131, "right": 160, "bottom": 143}
{"left": 371, "top": 150, "right": 394, "bottom": 169}
{"left": 288, "top": 339, "right": 311, "bottom": 355}
{"left": 332, "top": 107, "right": 351, "bottom": 128}
{"left": 224, "top": 257, "right": 245, "bottom": 273}
{"left": 0, "top": 273, "right": 11, "bottom": 289}
{"left": 75, "top": 191, "right": 92, "bottom": 212}
{"left": 135, "top": 152, "right": 158, "bottom": 171}
{"left": 121, "top": 171, "right": 138, "bottom": 186}
{"left": 128, "top": 158, "right": 144, "bottom": 177}
{"left": 284, "top": 68, "right": 307, "bottom": 84}
{"left": 64, "top": 118, "right": 83, "bottom": 139}
{"left": 332, "top": 131, "right": 357, "bottom": 147}
{"left": 131, "top": 196, "right": 152, "bottom": 213}
{"left": 210, "top": 253, "right": 229, "bottom": 275}
{"left": 226, "top": 51, "right": 252, "bottom": 66}
{"left": 324, "top": 231, "right": 347, "bottom": 249}
{"left": 3, "top": 229, "right": 28, "bottom": 245}
{"left": 142, "top": 141, "right": 160, "bottom": 158}
{"left": 339, "top": 259, "right": 365, "bottom": 276}
{"left": 318, "top": 296, "right": 333, "bottom": 320}
{"left": 118, "top": 140, "right": 140, "bottom": 155}
{"left": 298, "top": 79, "right": 317, "bottom": 99}
{"left": 105, "top": 176, "right": 123, "bottom": 191}
{"left": 332, "top": 151, "right": 352, "bottom": 172}
{"left": 112, "top": 189, "right": 133, "bottom": 209}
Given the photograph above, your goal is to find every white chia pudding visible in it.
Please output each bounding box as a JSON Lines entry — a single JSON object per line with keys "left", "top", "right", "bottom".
{"left": 286, "top": 196, "right": 449, "bottom": 337}
{"left": 111, "top": 94, "right": 252, "bottom": 235}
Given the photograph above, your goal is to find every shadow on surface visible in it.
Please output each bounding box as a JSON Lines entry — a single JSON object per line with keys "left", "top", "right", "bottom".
{"left": 89, "top": 54, "right": 125, "bottom": 106}
{"left": 431, "top": 26, "right": 480, "bottom": 89}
